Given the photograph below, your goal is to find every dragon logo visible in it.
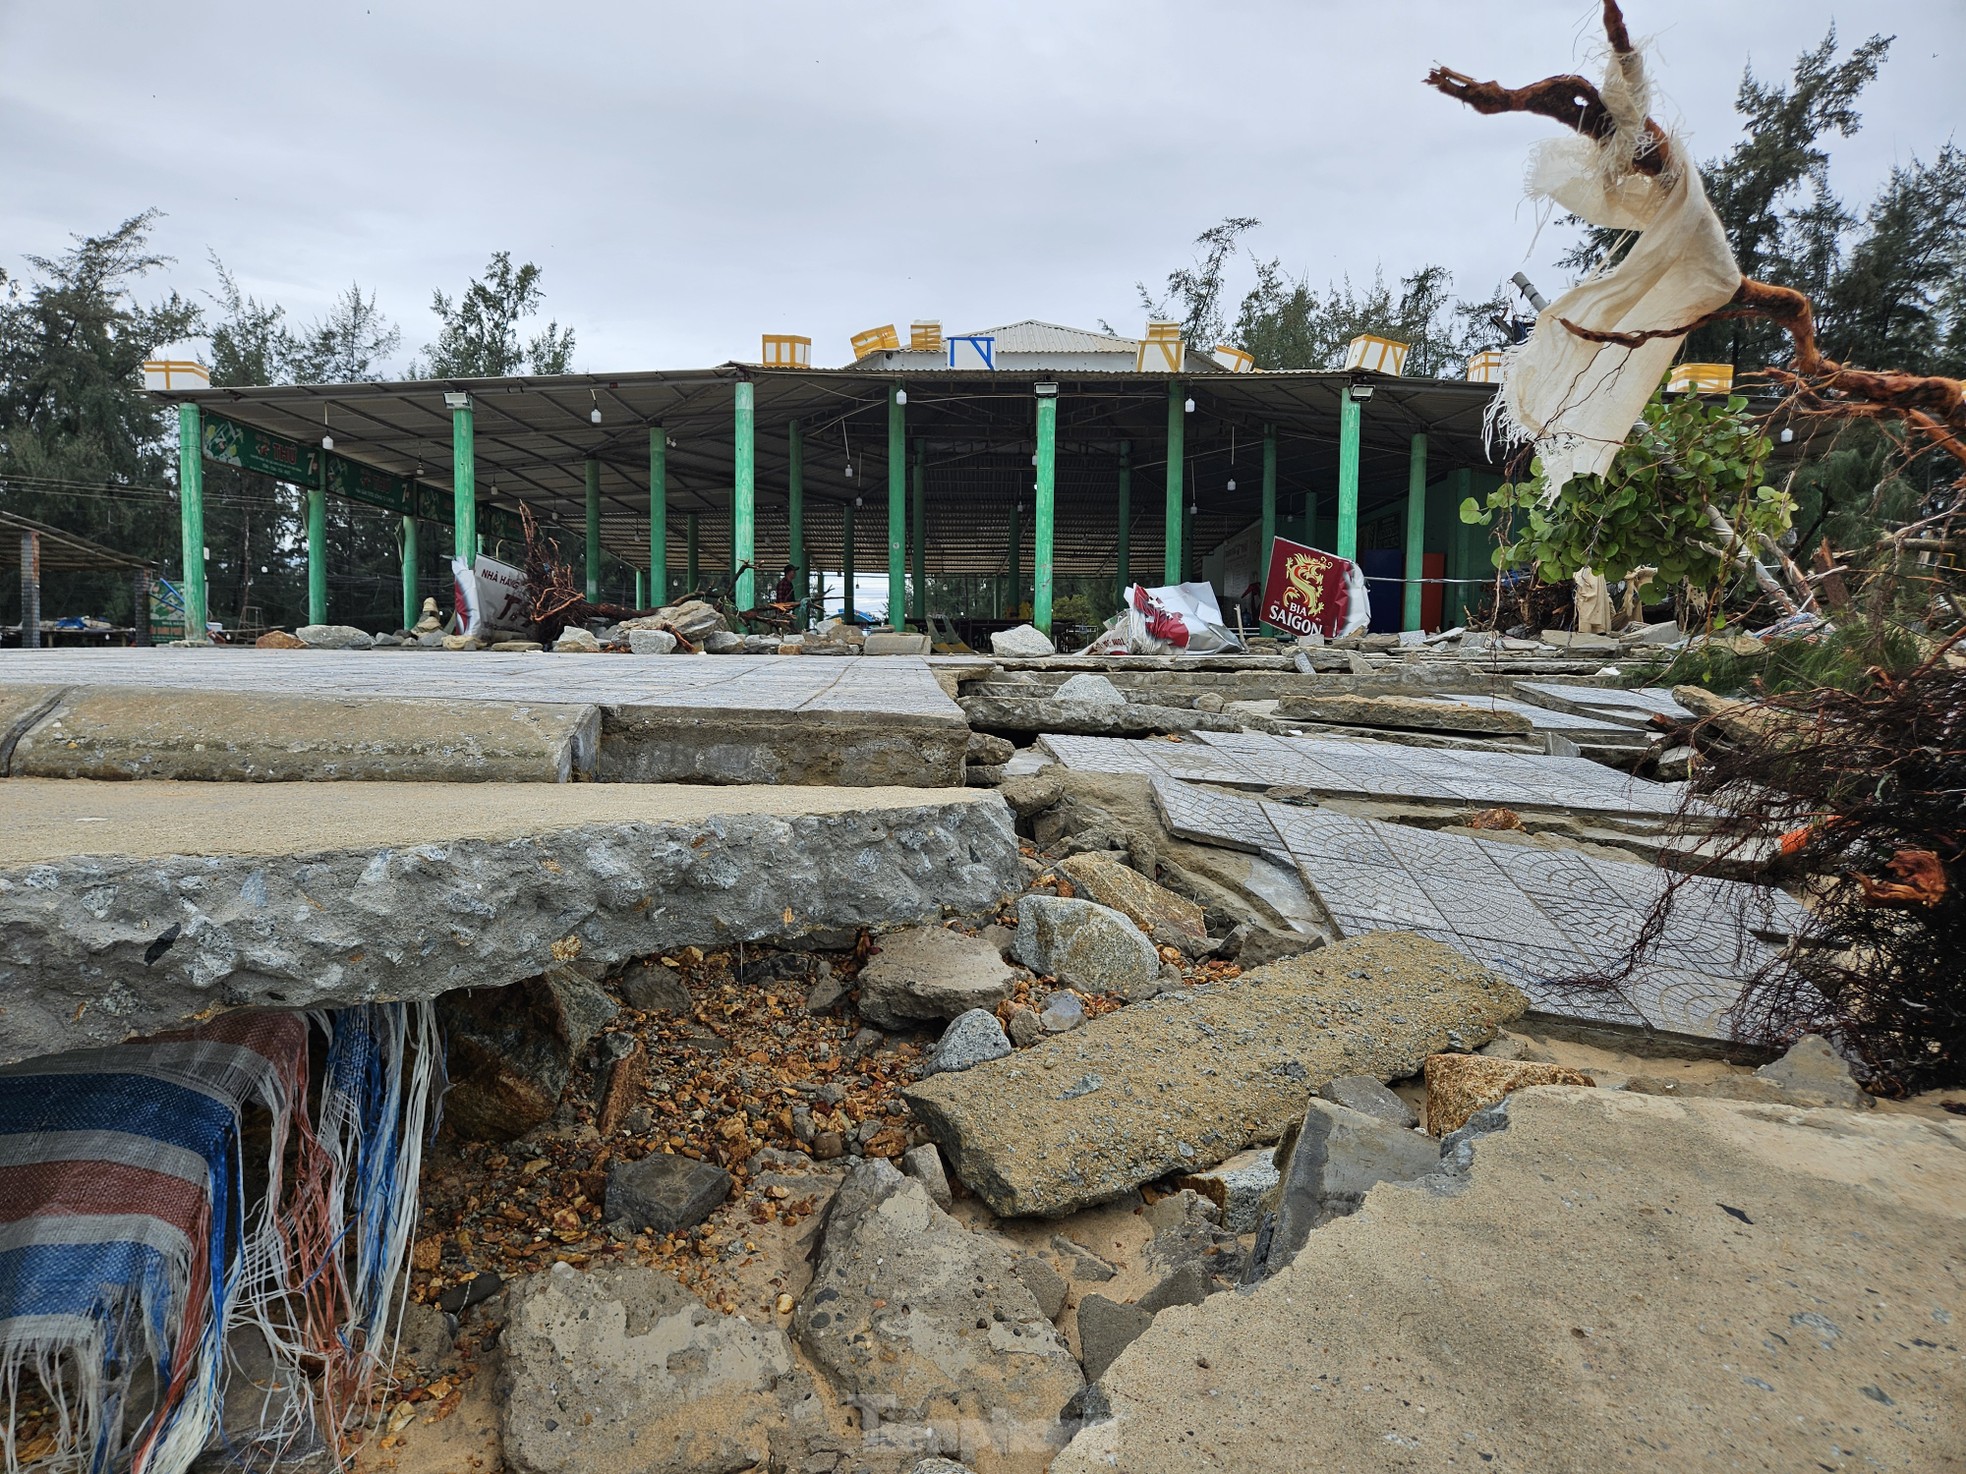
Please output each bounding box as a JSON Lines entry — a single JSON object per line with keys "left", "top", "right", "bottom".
{"left": 1280, "top": 551, "right": 1327, "bottom": 620}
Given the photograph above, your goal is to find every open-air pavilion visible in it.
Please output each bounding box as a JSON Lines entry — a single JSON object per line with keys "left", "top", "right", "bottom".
{"left": 151, "top": 336, "right": 1511, "bottom": 643}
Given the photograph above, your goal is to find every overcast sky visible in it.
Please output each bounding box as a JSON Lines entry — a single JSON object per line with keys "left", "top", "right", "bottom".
{"left": 3, "top": 1, "right": 1959, "bottom": 377}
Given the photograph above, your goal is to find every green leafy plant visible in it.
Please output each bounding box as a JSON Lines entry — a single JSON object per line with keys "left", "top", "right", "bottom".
{"left": 1459, "top": 390, "right": 1795, "bottom": 584}
{"left": 1051, "top": 592, "right": 1102, "bottom": 628}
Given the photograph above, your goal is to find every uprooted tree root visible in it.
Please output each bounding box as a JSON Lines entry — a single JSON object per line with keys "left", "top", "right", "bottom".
{"left": 1426, "top": 0, "right": 1966, "bottom": 487}
{"left": 1588, "top": 641, "right": 1964, "bottom": 1095}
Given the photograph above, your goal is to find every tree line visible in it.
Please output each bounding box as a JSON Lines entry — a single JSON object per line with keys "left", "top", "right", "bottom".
{"left": 0, "top": 227, "right": 578, "bottom": 632}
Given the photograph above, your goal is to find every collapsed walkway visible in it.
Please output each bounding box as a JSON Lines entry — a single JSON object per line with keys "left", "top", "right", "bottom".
{"left": 0, "top": 648, "right": 969, "bottom": 785}
{"left": 6, "top": 639, "right": 1955, "bottom": 1474}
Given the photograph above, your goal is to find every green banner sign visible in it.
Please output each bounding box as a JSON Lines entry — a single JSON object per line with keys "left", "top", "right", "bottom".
{"left": 201, "top": 412, "right": 554, "bottom": 548}
{"left": 202, "top": 413, "right": 319, "bottom": 485}
{"left": 327, "top": 455, "right": 416, "bottom": 516}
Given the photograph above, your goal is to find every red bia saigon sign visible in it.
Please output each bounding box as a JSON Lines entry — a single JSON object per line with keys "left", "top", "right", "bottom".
{"left": 1260, "top": 536, "right": 1355, "bottom": 639}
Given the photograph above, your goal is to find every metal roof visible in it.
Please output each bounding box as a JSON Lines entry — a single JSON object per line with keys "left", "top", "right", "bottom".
{"left": 1, "top": 508, "right": 155, "bottom": 573}
{"left": 151, "top": 364, "right": 1503, "bottom": 579}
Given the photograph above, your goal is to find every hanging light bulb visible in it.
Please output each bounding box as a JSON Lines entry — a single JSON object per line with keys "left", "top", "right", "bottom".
{"left": 321, "top": 432, "right": 334, "bottom": 451}
{"left": 320, "top": 406, "right": 333, "bottom": 451}
{"left": 1183, "top": 397, "right": 1195, "bottom": 414}
{"left": 1227, "top": 477, "right": 1237, "bottom": 492}
{"left": 589, "top": 391, "right": 603, "bottom": 424}
{"left": 894, "top": 388, "right": 908, "bottom": 406}
{"left": 845, "top": 462, "right": 855, "bottom": 479}
{"left": 1779, "top": 426, "right": 1795, "bottom": 443}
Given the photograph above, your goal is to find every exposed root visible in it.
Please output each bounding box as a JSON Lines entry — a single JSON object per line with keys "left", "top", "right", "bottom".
{"left": 1426, "top": 2, "right": 1966, "bottom": 486}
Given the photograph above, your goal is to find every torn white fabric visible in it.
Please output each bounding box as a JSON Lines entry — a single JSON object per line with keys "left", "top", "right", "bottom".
{"left": 1085, "top": 583, "right": 1247, "bottom": 654}
{"left": 1492, "top": 48, "right": 1741, "bottom": 496}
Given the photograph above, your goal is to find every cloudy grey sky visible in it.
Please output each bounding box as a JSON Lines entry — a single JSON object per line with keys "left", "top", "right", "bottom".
{"left": 4, "top": 1, "right": 1960, "bottom": 375}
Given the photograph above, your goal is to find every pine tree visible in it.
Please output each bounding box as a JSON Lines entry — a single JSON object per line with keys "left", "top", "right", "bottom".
{"left": 0, "top": 211, "right": 200, "bottom": 623}
{"left": 419, "top": 252, "right": 575, "bottom": 377}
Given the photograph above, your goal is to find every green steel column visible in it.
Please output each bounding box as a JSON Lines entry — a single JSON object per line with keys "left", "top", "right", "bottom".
{"left": 1033, "top": 388, "right": 1057, "bottom": 635}
{"left": 307, "top": 455, "right": 328, "bottom": 626}
{"left": 400, "top": 510, "right": 419, "bottom": 630}
{"left": 450, "top": 395, "right": 476, "bottom": 567}
{"left": 584, "top": 456, "right": 602, "bottom": 603}
{"left": 1008, "top": 497, "right": 1022, "bottom": 617}
{"left": 176, "top": 403, "right": 208, "bottom": 641}
{"left": 1183, "top": 502, "right": 1197, "bottom": 582}
{"left": 1115, "top": 439, "right": 1132, "bottom": 598}
{"left": 1164, "top": 381, "right": 1185, "bottom": 583}
{"left": 1336, "top": 389, "right": 1362, "bottom": 561}
{"left": 687, "top": 511, "right": 700, "bottom": 591}
{"left": 1448, "top": 467, "right": 1475, "bottom": 628}
{"left": 886, "top": 383, "right": 905, "bottom": 626}
{"left": 911, "top": 440, "right": 927, "bottom": 629}
{"left": 787, "top": 419, "right": 805, "bottom": 625}
{"left": 634, "top": 569, "right": 645, "bottom": 608}
{"left": 733, "top": 381, "right": 756, "bottom": 610}
{"left": 1403, "top": 432, "right": 1428, "bottom": 631}
{"left": 649, "top": 426, "right": 668, "bottom": 605}
{"left": 841, "top": 502, "right": 856, "bottom": 622}
{"left": 1260, "top": 422, "right": 1278, "bottom": 632}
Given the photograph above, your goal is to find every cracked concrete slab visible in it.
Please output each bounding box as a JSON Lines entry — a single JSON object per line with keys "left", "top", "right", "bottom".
{"left": 1056, "top": 1088, "right": 1966, "bottom": 1474}
{"left": 0, "top": 651, "right": 968, "bottom": 786}
{"left": 1044, "top": 730, "right": 1694, "bottom": 819}
{"left": 0, "top": 779, "right": 1020, "bottom": 1064}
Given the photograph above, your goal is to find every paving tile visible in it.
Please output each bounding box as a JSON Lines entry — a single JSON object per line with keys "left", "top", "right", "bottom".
{"left": 0, "top": 650, "right": 964, "bottom": 721}
{"left": 1151, "top": 778, "right": 1281, "bottom": 853}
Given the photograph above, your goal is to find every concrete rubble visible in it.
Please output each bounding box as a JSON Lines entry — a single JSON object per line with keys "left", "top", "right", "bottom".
{"left": 1054, "top": 1089, "right": 1966, "bottom": 1474}
{"left": 793, "top": 1159, "right": 1085, "bottom": 1468}
{"left": 0, "top": 779, "right": 1019, "bottom": 1062}
{"left": 855, "top": 925, "right": 1017, "bottom": 1030}
{"left": 500, "top": 1261, "right": 813, "bottom": 1474}
{"left": 904, "top": 934, "right": 1525, "bottom": 1217}
{"left": 8, "top": 630, "right": 1956, "bottom": 1474}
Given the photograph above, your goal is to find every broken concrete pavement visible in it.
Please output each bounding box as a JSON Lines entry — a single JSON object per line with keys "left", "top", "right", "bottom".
{"left": 0, "top": 779, "right": 1019, "bottom": 1062}
{"left": 1055, "top": 1088, "right": 1966, "bottom": 1473}
{"left": 904, "top": 933, "right": 1524, "bottom": 1217}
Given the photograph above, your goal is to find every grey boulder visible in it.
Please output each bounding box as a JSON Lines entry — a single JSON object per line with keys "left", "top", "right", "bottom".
{"left": 1250, "top": 1098, "right": 1440, "bottom": 1279}
{"left": 295, "top": 623, "right": 373, "bottom": 650}
{"left": 616, "top": 958, "right": 691, "bottom": 1013}
{"left": 856, "top": 926, "right": 1017, "bottom": 1030}
{"left": 438, "top": 964, "right": 619, "bottom": 1140}
{"left": 902, "top": 1143, "right": 954, "bottom": 1211}
{"left": 1076, "top": 1295, "right": 1155, "bottom": 1383}
{"left": 627, "top": 627, "right": 678, "bottom": 655}
{"left": 1755, "top": 1033, "right": 1873, "bottom": 1109}
{"left": 990, "top": 623, "right": 1056, "bottom": 658}
{"left": 1012, "top": 895, "right": 1159, "bottom": 1000}
{"left": 1052, "top": 672, "right": 1125, "bottom": 706}
{"left": 604, "top": 1152, "right": 731, "bottom": 1235}
{"left": 924, "top": 1009, "right": 1011, "bottom": 1075}
{"left": 793, "top": 1159, "right": 1084, "bottom": 1464}
{"left": 1318, "top": 1074, "right": 1420, "bottom": 1129}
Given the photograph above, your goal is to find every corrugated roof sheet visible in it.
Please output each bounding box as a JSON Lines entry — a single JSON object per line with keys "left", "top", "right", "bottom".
{"left": 960, "top": 319, "right": 1138, "bottom": 354}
